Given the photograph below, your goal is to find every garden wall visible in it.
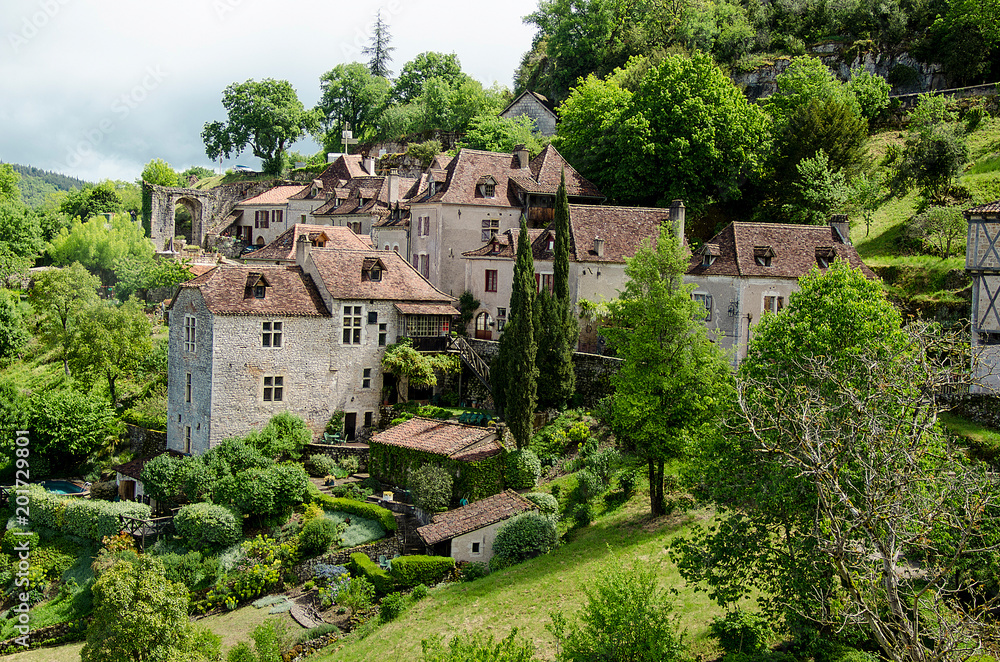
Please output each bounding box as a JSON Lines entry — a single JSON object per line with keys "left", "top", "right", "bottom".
{"left": 946, "top": 394, "right": 1000, "bottom": 429}
{"left": 303, "top": 443, "right": 369, "bottom": 472}
{"left": 125, "top": 423, "right": 167, "bottom": 457}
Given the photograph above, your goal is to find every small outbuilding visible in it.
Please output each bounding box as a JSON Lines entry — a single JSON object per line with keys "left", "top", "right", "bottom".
{"left": 416, "top": 489, "right": 538, "bottom": 563}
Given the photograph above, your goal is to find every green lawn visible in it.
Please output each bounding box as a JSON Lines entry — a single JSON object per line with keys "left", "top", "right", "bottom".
{"left": 940, "top": 411, "right": 1000, "bottom": 464}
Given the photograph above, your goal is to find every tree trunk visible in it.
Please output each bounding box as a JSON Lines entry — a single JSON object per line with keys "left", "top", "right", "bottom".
{"left": 108, "top": 371, "right": 117, "bottom": 407}
{"left": 649, "top": 458, "right": 666, "bottom": 516}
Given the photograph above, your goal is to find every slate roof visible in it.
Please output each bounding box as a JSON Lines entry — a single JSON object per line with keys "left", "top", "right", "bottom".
{"left": 966, "top": 200, "right": 1000, "bottom": 215}
{"left": 499, "top": 90, "right": 557, "bottom": 118}
{"left": 416, "top": 490, "right": 538, "bottom": 546}
{"left": 369, "top": 417, "right": 503, "bottom": 462}
{"left": 308, "top": 249, "right": 454, "bottom": 303}
{"left": 242, "top": 224, "right": 372, "bottom": 262}
{"left": 171, "top": 265, "right": 330, "bottom": 317}
{"left": 686, "top": 222, "right": 875, "bottom": 279}
{"left": 238, "top": 185, "right": 303, "bottom": 206}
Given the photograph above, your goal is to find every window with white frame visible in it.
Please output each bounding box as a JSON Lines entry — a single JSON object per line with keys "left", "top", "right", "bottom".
{"left": 263, "top": 375, "right": 284, "bottom": 401}
{"left": 343, "top": 305, "right": 363, "bottom": 344}
{"left": 262, "top": 321, "right": 283, "bottom": 347}
{"left": 183, "top": 316, "right": 197, "bottom": 353}
{"left": 406, "top": 315, "right": 449, "bottom": 337}
{"left": 693, "top": 293, "right": 713, "bottom": 322}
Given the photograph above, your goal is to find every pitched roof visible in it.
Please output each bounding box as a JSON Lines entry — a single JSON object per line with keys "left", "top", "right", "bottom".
{"left": 288, "top": 156, "right": 367, "bottom": 199}
{"left": 171, "top": 265, "right": 330, "bottom": 316}
{"left": 369, "top": 417, "right": 503, "bottom": 462}
{"left": 966, "top": 200, "right": 1000, "bottom": 215}
{"left": 499, "top": 90, "right": 557, "bottom": 118}
{"left": 394, "top": 302, "right": 459, "bottom": 316}
{"left": 242, "top": 224, "right": 372, "bottom": 262}
{"left": 462, "top": 229, "right": 548, "bottom": 260}
{"left": 527, "top": 145, "right": 602, "bottom": 199}
{"left": 416, "top": 490, "right": 538, "bottom": 545}
{"left": 312, "top": 174, "right": 417, "bottom": 217}
{"left": 416, "top": 149, "right": 526, "bottom": 207}
{"left": 308, "top": 249, "right": 454, "bottom": 303}
{"left": 238, "top": 185, "right": 303, "bottom": 206}
{"left": 686, "top": 222, "right": 875, "bottom": 279}
{"left": 568, "top": 205, "right": 669, "bottom": 263}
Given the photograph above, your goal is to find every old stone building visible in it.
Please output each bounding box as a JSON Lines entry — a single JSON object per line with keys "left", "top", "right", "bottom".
{"left": 167, "top": 232, "right": 456, "bottom": 455}
{"left": 966, "top": 201, "right": 1000, "bottom": 393}
{"left": 499, "top": 91, "right": 558, "bottom": 137}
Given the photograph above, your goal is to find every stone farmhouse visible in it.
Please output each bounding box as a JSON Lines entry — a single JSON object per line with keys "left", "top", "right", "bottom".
{"left": 416, "top": 490, "right": 538, "bottom": 564}
{"left": 966, "top": 201, "right": 1000, "bottom": 393}
{"left": 684, "top": 216, "right": 874, "bottom": 367}
{"left": 166, "top": 235, "right": 456, "bottom": 455}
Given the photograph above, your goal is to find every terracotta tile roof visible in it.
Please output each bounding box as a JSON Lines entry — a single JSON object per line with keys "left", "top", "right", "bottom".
{"left": 369, "top": 417, "right": 502, "bottom": 461}
{"left": 416, "top": 490, "right": 538, "bottom": 546}
{"left": 238, "top": 185, "right": 303, "bottom": 206}
{"left": 288, "top": 156, "right": 367, "bottom": 199}
{"left": 528, "top": 145, "right": 603, "bottom": 199}
{"left": 686, "top": 222, "right": 876, "bottom": 279}
{"left": 171, "top": 265, "right": 330, "bottom": 316}
{"left": 966, "top": 200, "right": 1000, "bottom": 215}
{"left": 312, "top": 175, "right": 417, "bottom": 217}
{"left": 415, "top": 149, "right": 528, "bottom": 207}
{"left": 568, "top": 205, "right": 668, "bottom": 263}
{"left": 243, "top": 224, "right": 372, "bottom": 262}
{"left": 308, "top": 249, "right": 454, "bottom": 302}
{"left": 113, "top": 450, "right": 186, "bottom": 480}
{"left": 186, "top": 263, "right": 218, "bottom": 277}
{"left": 394, "top": 302, "right": 459, "bottom": 316}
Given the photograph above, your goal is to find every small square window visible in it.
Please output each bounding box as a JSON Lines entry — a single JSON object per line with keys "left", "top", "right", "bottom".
{"left": 263, "top": 375, "right": 284, "bottom": 402}
{"left": 471, "top": 540, "right": 481, "bottom": 556}
{"left": 763, "top": 295, "right": 784, "bottom": 314}
{"left": 262, "top": 321, "right": 283, "bottom": 347}
{"left": 368, "top": 311, "right": 378, "bottom": 324}
{"left": 362, "top": 368, "right": 372, "bottom": 389}
{"left": 378, "top": 323, "right": 387, "bottom": 346}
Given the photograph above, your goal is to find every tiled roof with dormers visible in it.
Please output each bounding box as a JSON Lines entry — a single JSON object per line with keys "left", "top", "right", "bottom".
{"left": 412, "top": 149, "right": 528, "bottom": 207}
{"left": 370, "top": 417, "right": 503, "bottom": 461}
{"left": 243, "top": 224, "right": 372, "bottom": 262}
{"left": 308, "top": 249, "right": 453, "bottom": 303}
{"left": 238, "top": 185, "right": 303, "bottom": 206}
{"left": 686, "top": 222, "right": 875, "bottom": 279}
{"left": 171, "top": 265, "right": 330, "bottom": 317}
{"left": 462, "top": 229, "right": 548, "bottom": 259}
{"left": 568, "top": 205, "right": 668, "bottom": 263}
{"left": 527, "top": 145, "right": 603, "bottom": 199}
{"left": 416, "top": 490, "right": 538, "bottom": 546}
{"left": 312, "top": 175, "right": 417, "bottom": 217}
{"left": 288, "top": 156, "right": 367, "bottom": 199}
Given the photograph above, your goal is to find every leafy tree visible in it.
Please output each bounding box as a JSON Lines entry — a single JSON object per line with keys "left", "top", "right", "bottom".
{"left": 202, "top": 79, "right": 318, "bottom": 175}
{"left": 771, "top": 96, "right": 869, "bottom": 183}
{"left": 848, "top": 169, "right": 887, "bottom": 237}
{"left": 780, "top": 149, "right": 849, "bottom": 225}
{"left": 113, "top": 255, "right": 192, "bottom": 302}
{"left": 246, "top": 410, "right": 312, "bottom": 459}
{"left": 393, "top": 51, "right": 465, "bottom": 103}
{"left": 407, "top": 140, "right": 444, "bottom": 169}
{"left": 846, "top": 67, "right": 891, "bottom": 121}
{"left": 0, "top": 164, "right": 20, "bottom": 203}
{"left": 893, "top": 119, "right": 969, "bottom": 204}
{"left": 460, "top": 114, "right": 546, "bottom": 155}
{"left": 548, "top": 557, "right": 687, "bottom": 662}
{"left": 0, "top": 289, "right": 30, "bottom": 365}
{"left": 69, "top": 298, "right": 153, "bottom": 405}
{"left": 907, "top": 204, "right": 967, "bottom": 258}
{"left": 764, "top": 56, "right": 862, "bottom": 128}
{"left": 81, "top": 555, "right": 220, "bottom": 662}
{"left": 603, "top": 223, "right": 731, "bottom": 516}
{"left": 59, "top": 180, "right": 124, "bottom": 221}
{"left": 48, "top": 213, "right": 153, "bottom": 285}
{"left": 315, "top": 63, "right": 391, "bottom": 153}
{"left": 363, "top": 11, "right": 395, "bottom": 78}
{"left": 0, "top": 200, "right": 42, "bottom": 282}
{"left": 29, "top": 262, "right": 101, "bottom": 375}
{"left": 140, "top": 158, "right": 178, "bottom": 187}
{"left": 226, "top": 620, "right": 283, "bottom": 662}
{"left": 27, "top": 388, "right": 121, "bottom": 466}
{"left": 382, "top": 338, "right": 459, "bottom": 401}
{"left": 492, "top": 216, "right": 538, "bottom": 448}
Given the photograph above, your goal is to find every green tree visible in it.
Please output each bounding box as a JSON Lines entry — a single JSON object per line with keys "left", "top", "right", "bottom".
{"left": 48, "top": 214, "right": 153, "bottom": 285}
{"left": 315, "top": 63, "right": 391, "bottom": 153}
{"left": 548, "top": 556, "right": 687, "bottom": 662}
{"left": 603, "top": 223, "right": 731, "bottom": 516}
{"left": 893, "top": 111, "right": 969, "bottom": 204}
{"left": 0, "top": 164, "right": 20, "bottom": 203}
{"left": 393, "top": 51, "right": 465, "bottom": 103}
{"left": 140, "top": 158, "right": 179, "bottom": 187}
{"left": 907, "top": 204, "right": 967, "bottom": 258}
{"left": 848, "top": 169, "right": 886, "bottom": 237}
{"left": 29, "top": 262, "right": 101, "bottom": 375}
{"left": 771, "top": 96, "right": 869, "bottom": 183}
{"left": 0, "top": 289, "right": 30, "bottom": 366}
{"left": 113, "top": 255, "right": 192, "bottom": 302}
{"left": 381, "top": 338, "right": 459, "bottom": 401}
{"left": 363, "top": 11, "right": 395, "bottom": 77}
{"left": 27, "top": 388, "right": 122, "bottom": 472}
{"left": 492, "top": 216, "right": 538, "bottom": 448}
{"left": 202, "top": 78, "right": 318, "bottom": 175}
{"left": 82, "top": 555, "right": 220, "bottom": 662}
{"left": 763, "top": 56, "right": 862, "bottom": 128}
{"left": 69, "top": 298, "right": 153, "bottom": 405}
{"left": 846, "top": 67, "right": 891, "bottom": 121}
{"left": 780, "top": 149, "right": 849, "bottom": 225}
{"left": 0, "top": 200, "right": 42, "bottom": 282}
{"left": 59, "top": 180, "right": 124, "bottom": 221}
{"left": 460, "top": 114, "right": 546, "bottom": 155}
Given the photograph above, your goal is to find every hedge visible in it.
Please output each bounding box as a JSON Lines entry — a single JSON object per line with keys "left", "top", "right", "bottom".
{"left": 389, "top": 555, "right": 455, "bottom": 589}
{"left": 304, "top": 485, "right": 396, "bottom": 533}
{"left": 348, "top": 552, "right": 394, "bottom": 595}
{"left": 28, "top": 485, "right": 151, "bottom": 542}
{"left": 174, "top": 502, "right": 241, "bottom": 552}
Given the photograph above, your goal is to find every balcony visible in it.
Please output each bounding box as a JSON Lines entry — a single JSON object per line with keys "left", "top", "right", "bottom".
{"left": 405, "top": 336, "right": 450, "bottom": 352}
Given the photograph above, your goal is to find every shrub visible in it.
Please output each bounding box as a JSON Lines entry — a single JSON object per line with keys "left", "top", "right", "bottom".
{"left": 158, "top": 550, "right": 218, "bottom": 591}
{"left": 301, "top": 503, "right": 325, "bottom": 526}
{"left": 585, "top": 448, "right": 621, "bottom": 484}
{"left": 410, "top": 464, "right": 453, "bottom": 512}
{"left": 420, "top": 629, "right": 538, "bottom": 662}
{"left": 174, "top": 502, "right": 242, "bottom": 552}
{"left": 312, "top": 563, "right": 349, "bottom": 585}
{"left": 412, "top": 583, "right": 428, "bottom": 600}
{"left": 417, "top": 405, "right": 451, "bottom": 419}
{"left": 305, "top": 489, "right": 396, "bottom": 532}
{"left": 307, "top": 454, "right": 340, "bottom": 478}
{"left": 572, "top": 503, "right": 594, "bottom": 528}
{"left": 617, "top": 469, "right": 638, "bottom": 495}
{"left": 89, "top": 481, "right": 118, "bottom": 501}
{"left": 566, "top": 421, "right": 590, "bottom": 444}
{"left": 249, "top": 411, "right": 312, "bottom": 459}
{"left": 379, "top": 591, "right": 407, "bottom": 621}
{"left": 505, "top": 449, "right": 541, "bottom": 490}
{"left": 299, "top": 517, "right": 341, "bottom": 557}
{"left": 338, "top": 455, "right": 360, "bottom": 474}
{"left": 710, "top": 609, "right": 773, "bottom": 655}
{"left": 338, "top": 576, "right": 376, "bottom": 612}
{"left": 493, "top": 511, "right": 558, "bottom": 566}
{"left": 2, "top": 528, "right": 39, "bottom": 557}
{"left": 574, "top": 469, "right": 604, "bottom": 503}
{"left": 29, "top": 485, "right": 151, "bottom": 542}
{"left": 523, "top": 492, "right": 558, "bottom": 516}
{"left": 459, "top": 561, "right": 490, "bottom": 582}
{"left": 349, "top": 552, "right": 395, "bottom": 594}
{"left": 389, "top": 555, "right": 455, "bottom": 588}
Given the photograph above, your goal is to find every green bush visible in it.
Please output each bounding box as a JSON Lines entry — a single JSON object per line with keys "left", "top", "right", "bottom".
{"left": 585, "top": 448, "right": 621, "bottom": 484}
{"left": 338, "top": 455, "right": 360, "bottom": 474}
{"left": 420, "top": 628, "right": 538, "bottom": 662}
{"left": 410, "top": 464, "right": 453, "bottom": 512}
{"left": 389, "top": 555, "right": 455, "bottom": 588}
{"left": 572, "top": 503, "right": 594, "bottom": 528}
{"left": 523, "top": 492, "right": 558, "bottom": 516}
{"left": 29, "top": 485, "right": 151, "bottom": 542}
{"left": 158, "top": 550, "right": 218, "bottom": 591}
{"left": 412, "top": 583, "right": 428, "bottom": 600}
{"left": 2, "top": 528, "right": 39, "bottom": 557}
{"left": 307, "top": 454, "right": 341, "bottom": 478}
{"left": 710, "top": 609, "right": 773, "bottom": 655}
{"left": 493, "top": 511, "right": 558, "bottom": 566}
{"left": 338, "top": 576, "right": 375, "bottom": 612}
{"left": 566, "top": 421, "right": 590, "bottom": 444}
{"left": 379, "top": 591, "right": 408, "bottom": 621}
{"left": 574, "top": 469, "right": 604, "bottom": 502}
{"left": 505, "top": 449, "right": 541, "bottom": 490}
{"left": 349, "top": 552, "right": 395, "bottom": 594}
{"left": 175, "top": 502, "right": 242, "bottom": 552}
{"left": 88, "top": 481, "right": 118, "bottom": 501}
{"left": 617, "top": 469, "right": 639, "bottom": 495}
{"left": 459, "top": 561, "right": 490, "bottom": 582}
{"left": 299, "top": 517, "right": 341, "bottom": 557}
{"left": 417, "top": 405, "right": 451, "bottom": 419}
{"left": 305, "top": 488, "right": 396, "bottom": 532}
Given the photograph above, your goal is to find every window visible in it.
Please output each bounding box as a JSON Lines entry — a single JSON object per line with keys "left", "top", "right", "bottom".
{"left": 755, "top": 255, "right": 772, "bottom": 267}
{"left": 378, "top": 323, "right": 387, "bottom": 346}
{"left": 343, "top": 305, "right": 363, "bottom": 344}
{"left": 263, "top": 375, "right": 284, "bottom": 401}
{"left": 483, "top": 183, "right": 495, "bottom": 197}
{"left": 185, "top": 373, "right": 192, "bottom": 403}
{"left": 481, "top": 218, "right": 499, "bottom": 242}
{"left": 350, "top": 221, "right": 361, "bottom": 233}
{"left": 497, "top": 307, "right": 507, "bottom": 331}
{"left": 183, "top": 316, "right": 197, "bottom": 353}
{"left": 763, "top": 295, "right": 784, "bottom": 314}
{"left": 364, "top": 411, "right": 373, "bottom": 428}
{"left": 384, "top": 244, "right": 390, "bottom": 250}
{"left": 693, "top": 294, "right": 713, "bottom": 322}
{"left": 470, "top": 540, "right": 482, "bottom": 556}
{"left": 272, "top": 210, "right": 283, "bottom": 225}
{"left": 419, "top": 254, "right": 429, "bottom": 279}
{"left": 406, "top": 315, "right": 449, "bottom": 337}
{"left": 485, "top": 269, "right": 498, "bottom": 292}
{"left": 702, "top": 254, "right": 716, "bottom": 267}
{"left": 412, "top": 253, "right": 419, "bottom": 268}
{"left": 417, "top": 215, "right": 430, "bottom": 237}
{"left": 254, "top": 285, "right": 266, "bottom": 298}
{"left": 262, "top": 321, "right": 283, "bottom": 347}
{"left": 370, "top": 266, "right": 381, "bottom": 281}
{"left": 368, "top": 311, "right": 378, "bottom": 324}
{"left": 184, "top": 426, "right": 191, "bottom": 454}
{"left": 362, "top": 368, "right": 372, "bottom": 389}
{"left": 254, "top": 210, "right": 269, "bottom": 228}
{"left": 535, "top": 273, "right": 554, "bottom": 293}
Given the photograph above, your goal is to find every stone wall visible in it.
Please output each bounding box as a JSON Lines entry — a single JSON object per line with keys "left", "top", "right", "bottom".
{"left": 303, "top": 443, "right": 369, "bottom": 472}
{"left": 125, "top": 423, "right": 167, "bottom": 457}
{"left": 292, "top": 537, "right": 402, "bottom": 581}
{"left": 947, "top": 394, "right": 1000, "bottom": 429}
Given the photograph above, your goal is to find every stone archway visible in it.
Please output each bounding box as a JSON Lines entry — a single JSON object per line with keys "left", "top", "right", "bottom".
{"left": 148, "top": 184, "right": 216, "bottom": 251}
{"left": 173, "top": 196, "right": 204, "bottom": 245}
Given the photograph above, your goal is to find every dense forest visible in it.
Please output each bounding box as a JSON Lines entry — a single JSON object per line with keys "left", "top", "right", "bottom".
{"left": 5, "top": 163, "right": 88, "bottom": 208}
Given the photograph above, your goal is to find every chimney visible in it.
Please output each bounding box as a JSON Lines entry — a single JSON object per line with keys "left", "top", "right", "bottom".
{"left": 363, "top": 154, "right": 376, "bottom": 175}
{"left": 514, "top": 144, "right": 529, "bottom": 169}
{"left": 829, "top": 214, "right": 850, "bottom": 245}
{"left": 593, "top": 236, "right": 605, "bottom": 257}
{"left": 669, "top": 199, "right": 685, "bottom": 243}
{"left": 296, "top": 233, "right": 311, "bottom": 265}
{"left": 387, "top": 168, "right": 399, "bottom": 204}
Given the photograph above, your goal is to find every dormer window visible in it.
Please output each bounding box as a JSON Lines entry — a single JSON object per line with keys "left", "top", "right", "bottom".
{"left": 547, "top": 237, "right": 555, "bottom": 252}
{"left": 254, "top": 285, "right": 266, "bottom": 298}
{"left": 753, "top": 246, "right": 775, "bottom": 267}
{"left": 363, "top": 257, "right": 386, "bottom": 282}
{"left": 816, "top": 246, "right": 836, "bottom": 268}
{"left": 700, "top": 243, "right": 720, "bottom": 267}
{"left": 370, "top": 266, "right": 382, "bottom": 281}
{"left": 478, "top": 175, "right": 497, "bottom": 198}
{"left": 247, "top": 273, "right": 270, "bottom": 299}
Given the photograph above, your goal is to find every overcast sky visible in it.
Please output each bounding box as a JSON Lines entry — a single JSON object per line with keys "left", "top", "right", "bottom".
{"left": 0, "top": 0, "right": 540, "bottom": 184}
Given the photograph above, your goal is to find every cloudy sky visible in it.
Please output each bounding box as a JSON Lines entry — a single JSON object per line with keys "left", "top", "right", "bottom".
{"left": 0, "top": 0, "right": 540, "bottom": 184}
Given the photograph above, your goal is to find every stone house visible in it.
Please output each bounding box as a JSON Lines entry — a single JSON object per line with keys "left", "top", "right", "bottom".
{"left": 166, "top": 237, "right": 456, "bottom": 455}
{"left": 685, "top": 217, "right": 874, "bottom": 367}
{"left": 367, "top": 417, "right": 508, "bottom": 505}
{"left": 416, "top": 490, "right": 538, "bottom": 563}
{"left": 965, "top": 201, "right": 1000, "bottom": 393}
{"left": 499, "top": 91, "right": 558, "bottom": 137}
{"left": 242, "top": 224, "right": 372, "bottom": 265}
{"left": 230, "top": 185, "right": 304, "bottom": 247}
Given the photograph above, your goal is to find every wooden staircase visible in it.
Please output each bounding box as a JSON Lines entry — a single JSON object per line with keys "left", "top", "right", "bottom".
{"left": 449, "top": 335, "right": 492, "bottom": 395}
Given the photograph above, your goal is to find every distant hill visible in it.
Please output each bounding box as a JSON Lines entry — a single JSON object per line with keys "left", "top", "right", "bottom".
{"left": 5, "top": 163, "right": 89, "bottom": 208}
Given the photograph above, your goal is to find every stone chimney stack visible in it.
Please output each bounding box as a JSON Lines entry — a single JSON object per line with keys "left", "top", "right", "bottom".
{"left": 363, "top": 154, "right": 376, "bottom": 175}
{"left": 593, "top": 236, "right": 605, "bottom": 257}
{"left": 514, "top": 144, "right": 529, "bottom": 169}
{"left": 669, "top": 199, "right": 685, "bottom": 243}
{"left": 829, "top": 214, "right": 851, "bottom": 245}
{"left": 387, "top": 168, "right": 399, "bottom": 204}
{"left": 296, "top": 233, "right": 311, "bottom": 266}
